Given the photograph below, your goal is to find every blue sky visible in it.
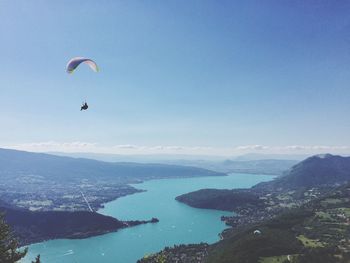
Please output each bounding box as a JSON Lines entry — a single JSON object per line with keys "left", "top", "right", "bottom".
{"left": 1, "top": 1, "right": 350, "bottom": 156}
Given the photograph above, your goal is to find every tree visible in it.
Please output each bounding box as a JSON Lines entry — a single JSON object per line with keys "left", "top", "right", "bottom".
{"left": 0, "top": 213, "right": 27, "bottom": 263}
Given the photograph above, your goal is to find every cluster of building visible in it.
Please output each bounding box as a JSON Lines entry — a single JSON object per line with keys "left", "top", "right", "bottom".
{"left": 0, "top": 173, "right": 140, "bottom": 211}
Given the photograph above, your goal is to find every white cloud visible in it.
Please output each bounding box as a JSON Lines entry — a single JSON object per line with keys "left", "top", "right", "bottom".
{"left": 163, "top": 146, "right": 184, "bottom": 150}
{"left": 113, "top": 144, "right": 140, "bottom": 149}
{"left": 3, "top": 142, "right": 350, "bottom": 157}
{"left": 4, "top": 142, "right": 213, "bottom": 155}
{"left": 284, "top": 145, "right": 350, "bottom": 151}
{"left": 235, "top": 145, "right": 269, "bottom": 151}
{"left": 233, "top": 145, "right": 350, "bottom": 155}
{"left": 7, "top": 141, "right": 97, "bottom": 152}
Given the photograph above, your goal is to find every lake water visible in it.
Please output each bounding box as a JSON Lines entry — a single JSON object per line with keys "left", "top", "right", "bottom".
{"left": 23, "top": 173, "right": 274, "bottom": 263}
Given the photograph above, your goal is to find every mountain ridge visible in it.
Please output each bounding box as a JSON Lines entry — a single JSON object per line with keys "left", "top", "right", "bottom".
{"left": 256, "top": 154, "right": 350, "bottom": 190}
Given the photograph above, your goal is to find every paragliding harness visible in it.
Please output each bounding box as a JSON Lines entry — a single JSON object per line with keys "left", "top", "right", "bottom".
{"left": 81, "top": 102, "right": 89, "bottom": 111}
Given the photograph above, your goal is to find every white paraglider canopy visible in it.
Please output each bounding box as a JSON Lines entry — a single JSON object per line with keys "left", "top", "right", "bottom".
{"left": 66, "top": 57, "right": 99, "bottom": 74}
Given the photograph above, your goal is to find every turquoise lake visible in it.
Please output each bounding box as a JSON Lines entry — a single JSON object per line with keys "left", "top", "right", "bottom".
{"left": 23, "top": 173, "right": 274, "bottom": 263}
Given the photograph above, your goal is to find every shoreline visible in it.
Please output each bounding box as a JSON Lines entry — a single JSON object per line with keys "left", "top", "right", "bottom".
{"left": 20, "top": 216, "right": 160, "bottom": 247}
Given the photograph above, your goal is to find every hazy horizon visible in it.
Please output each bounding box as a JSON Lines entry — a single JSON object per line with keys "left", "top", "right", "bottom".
{"left": 2, "top": 146, "right": 349, "bottom": 162}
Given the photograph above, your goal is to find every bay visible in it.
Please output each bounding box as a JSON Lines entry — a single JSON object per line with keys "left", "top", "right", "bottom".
{"left": 23, "top": 173, "right": 274, "bottom": 263}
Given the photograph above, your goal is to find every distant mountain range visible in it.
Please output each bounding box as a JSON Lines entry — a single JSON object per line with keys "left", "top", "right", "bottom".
{"left": 146, "top": 159, "right": 298, "bottom": 175}
{"left": 48, "top": 151, "right": 300, "bottom": 175}
{"left": 0, "top": 148, "right": 224, "bottom": 183}
{"left": 232, "top": 153, "right": 310, "bottom": 161}
{"left": 49, "top": 152, "right": 310, "bottom": 162}
{"left": 48, "top": 152, "right": 226, "bottom": 162}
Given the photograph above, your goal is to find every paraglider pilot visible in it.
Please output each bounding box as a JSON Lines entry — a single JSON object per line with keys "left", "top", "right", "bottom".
{"left": 81, "top": 102, "right": 88, "bottom": 111}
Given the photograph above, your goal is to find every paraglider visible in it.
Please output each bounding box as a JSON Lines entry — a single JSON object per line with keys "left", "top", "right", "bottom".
{"left": 66, "top": 57, "right": 99, "bottom": 74}
{"left": 66, "top": 57, "right": 99, "bottom": 111}
{"left": 253, "top": 229, "right": 261, "bottom": 235}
